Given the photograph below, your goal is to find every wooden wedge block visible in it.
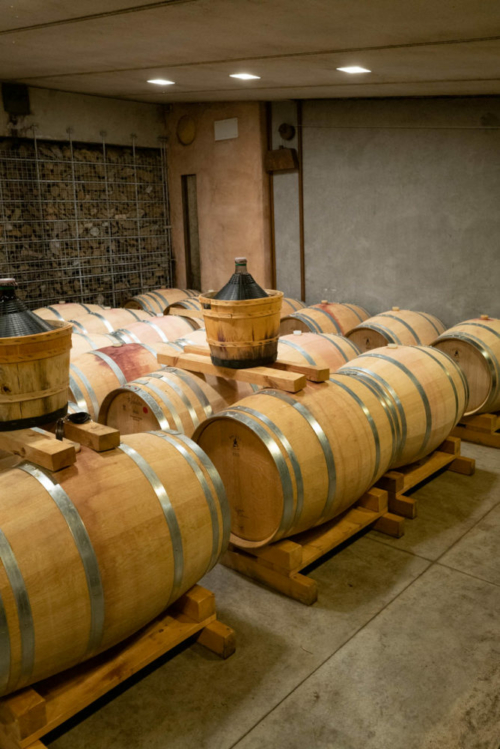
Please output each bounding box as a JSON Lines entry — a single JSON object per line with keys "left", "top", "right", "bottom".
{"left": 197, "top": 620, "right": 236, "bottom": 659}
{"left": 439, "top": 436, "right": 461, "bottom": 455}
{"left": 62, "top": 420, "right": 120, "bottom": 452}
{"left": 372, "top": 512, "right": 405, "bottom": 538}
{"left": 448, "top": 455, "right": 476, "bottom": 475}
{"left": 0, "top": 429, "right": 76, "bottom": 472}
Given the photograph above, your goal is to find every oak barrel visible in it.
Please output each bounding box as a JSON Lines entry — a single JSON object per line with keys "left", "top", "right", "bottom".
{"left": 194, "top": 377, "right": 396, "bottom": 548}
{"left": 124, "top": 289, "right": 199, "bottom": 314}
{"left": 165, "top": 297, "right": 204, "bottom": 327}
{"left": 33, "top": 303, "right": 104, "bottom": 323}
{"left": 280, "top": 302, "right": 370, "bottom": 336}
{"left": 199, "top": 290, "right": 283, "bottom": 368}
{"left": 69, "top": 309, "right": 152, "bottom": 335}
{"left": 346, "top": 307, "right": 446, "bottom": 352}
{"left": 0, "top": 432, "right": 228, "bottom": 695}
{"left": 338, "top": 345, "right": 467, "bottom": 467}
{"left": 69, "top": 342, "right": 162, "bottom": 419}
{"left": 278, "top": 331, "right": 361, "bottom": 372}
{"left": 432, "top": 316, "right": 500, "bottom": 415}
{"left": 99, "top": 368, "right": 226, "bottom": 437}
{"left": 114, "top": 315, "right": 197, "bottom": 346}
{"left": 0, "top": 321, "right": 72, "bottom": 430}
{"left": 280, "top": 297, "right": 306, "bottom": 318}
{"left": 71, "top": 332, "right": 120, "bottom": 359}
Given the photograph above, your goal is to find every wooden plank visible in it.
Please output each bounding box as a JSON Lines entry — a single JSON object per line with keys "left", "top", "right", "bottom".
{"left": 181, "top": 345, "right": 328, "bottom": 382}
{"left": 156, "top": 352, "right": 307, "bottom": 392}
{"left": 372, "top": 512, "right": 405, "bottom": 538}
{"left": 459, "top": 412, "right": 500, "bottom": 433}
{"left": 400, "top": 451, "right": 455, "bottom": 493}
{"left": 388, "top": 494, "right": 418, "bottom": 519}
{"left": 452, "top": 425, "right": 500, "bottom": 449}
{"left": 197, "top": 620, "right": 236, "bottom": 659}
{"left": 181, "top": 344, "right": 210, "bottom": 356}
{"left": 0, "top": 586, "right": 226, "bottom": 749}
{"left": 448, "top": 455, "right": 476, "bottom": 475}
{"left": 0, "top": 430, "right": 76, "bottom": 472}
{"left": 62, "top": 421, "right": 120, "bottom": 452}
{"left": 222, "top": 548, "right": 318, "bottom": 605}
{"left": 298, "top": 506, "right": 386, "bottom": 569}
{"left": 270, "top": 359, "right": 329, "bottom": 382}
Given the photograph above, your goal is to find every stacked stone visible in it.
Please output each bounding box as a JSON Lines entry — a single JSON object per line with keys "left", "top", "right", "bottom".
{"left": 0, "top": 139, "right": 172, "bottom": 307}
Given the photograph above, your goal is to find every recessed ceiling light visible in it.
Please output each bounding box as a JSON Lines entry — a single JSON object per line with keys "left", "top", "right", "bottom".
{"left": 230, "top": 73, "right": 261, "bottom": 80}
{"left": 147, "top": 78, "right": 175, "bottom": 85}
{"left": 336, "top": 66, "right": 371, "bottom": 74}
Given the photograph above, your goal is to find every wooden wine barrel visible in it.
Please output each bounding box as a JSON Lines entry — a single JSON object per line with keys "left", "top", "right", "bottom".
{"left": 114, "top": 315, "right": 197, "bottom": 346}
{"left": 69, "top": 309, "right": 152, "bottom": 335}
{"left": 280, "top": 298, "right": 306, "bottom": 318}
{"left": 71, "top": 332, "right": 120, "bottom": 359}
{"left": 199, "top": 291, "right": 283, "bottom": 368}
{"left": 0, "top": 321, "right": 72, "bottom": 431}
{"left": 124, "top": 289, "right": 199, "bottom": 315}
{"left": 69, "top": 343, "right": 162, "bottom": 420}
{"left": 0, "top": 431, "right": 228, "bottom": 695}
{"left": 165, "top": 297, "right": 204, "bottom": 327}
{"left": 346, "top": 307, "right": 446, "bottom": 352}
{"left": 33, "top": 303, "right": 104, "bottom": 323}
{"left": 99, "top": 368, "right": 226, "bottom": 437}
{"left": 194, "top": 376, "right": 396, "bottom": 548}
{"left": 432, "top": 316, "right": 500, "bottom": 415}
{"left": 278, "top": 331, "right": 361, "bottom": 372}
{"left": 280, "top": 302, "right": 370, "bottom": 336}
{"left": 338, "top": 345, "right": 467, "bottom": 467}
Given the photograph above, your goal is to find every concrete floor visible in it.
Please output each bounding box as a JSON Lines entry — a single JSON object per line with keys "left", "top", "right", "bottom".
{"left": 47, "top": 442, "right": 500, "bottom": 749}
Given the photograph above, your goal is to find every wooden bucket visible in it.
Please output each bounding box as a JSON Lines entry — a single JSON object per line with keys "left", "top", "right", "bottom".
{"left": 194, "top": 376, "right": 396, "bottom": 548}
{"left": 0, "top": 432, "right": 228, "bottom": 695}
{"left": 33, "top": 303, "right": 104, "bottom": 322}
{"left": 70, "top": 309, "right": 152, "bottom": 335}
{"left": 71, "top": 332, "right": 120, "bottom": 359}
{"left": 199, "top": 291, "right": 283, "bottom": 369}
{"left": 338, "top": 345, "right": 467, "bottom": 467}
{"left": 69, "top": 342, "right": 161, "bottom": 420}
{"left": 114, "top": 316, "right": 197, "bottom": 346}
{"left": 278, "top": 331, "right": 361, "bottom": 372}
{"left": 280, "top": 302, "right": 369, "bottom": 336}
{"left": 346, "top": 307, "right": 446, "bottom": 352}
{"left": 99, "top": 368, "right": 226, "bottom": 437}
{"left": 124, "top": 289, "right": 199, "bottom": 314}
{"left": 0, "top": 321, "right": 72, "bottom": 430}
{"left": 432, "top": 316, "right": 500, "bottom": 415}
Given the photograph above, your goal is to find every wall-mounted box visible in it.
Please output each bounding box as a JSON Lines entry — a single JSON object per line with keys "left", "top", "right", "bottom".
{"left": 214, "top": 118, "right": 238, "bottom": 141}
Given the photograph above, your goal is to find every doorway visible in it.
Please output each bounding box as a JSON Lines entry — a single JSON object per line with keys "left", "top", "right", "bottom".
{"left": 181, "top": 174, "right": 201, "bottom": 291}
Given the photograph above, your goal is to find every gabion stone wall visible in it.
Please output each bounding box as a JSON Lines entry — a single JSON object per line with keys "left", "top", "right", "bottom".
{"left": 0, "top": 136, "right": 173, "bottom": 308}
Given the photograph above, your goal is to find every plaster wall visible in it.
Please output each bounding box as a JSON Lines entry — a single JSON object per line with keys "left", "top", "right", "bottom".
{"left": 166, "top": 101, "right": 271, "bottom": 291}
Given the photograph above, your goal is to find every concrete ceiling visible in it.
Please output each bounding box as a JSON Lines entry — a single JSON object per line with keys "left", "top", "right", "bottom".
{"left": 1, "top": 0, "right": 500, "bottom": 102}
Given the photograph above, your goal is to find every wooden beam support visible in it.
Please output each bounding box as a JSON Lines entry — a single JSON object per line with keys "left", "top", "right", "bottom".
{"left": 156, "top": 351, "right": 307, "bottom": 392}
{"left": 0, "top": 429, "right": 76, "bottom": 472}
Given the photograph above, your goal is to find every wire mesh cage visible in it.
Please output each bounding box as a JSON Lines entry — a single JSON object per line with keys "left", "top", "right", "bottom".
{"left": 0, "top": 131, "right": 173, "bottom": 308}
